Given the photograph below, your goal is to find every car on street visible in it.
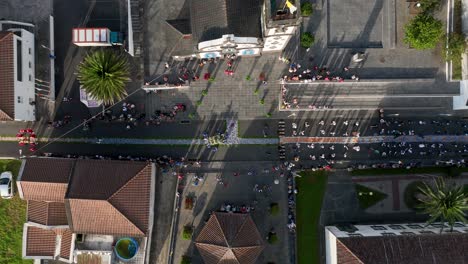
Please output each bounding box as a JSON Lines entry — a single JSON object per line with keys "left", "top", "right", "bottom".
{"left": 0, "top": 171, "right": 13, "bottom": 199}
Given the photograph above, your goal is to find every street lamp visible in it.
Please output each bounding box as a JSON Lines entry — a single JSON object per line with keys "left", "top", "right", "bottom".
{"left": 40, "top": 44, "right": 56, "bottom": 59}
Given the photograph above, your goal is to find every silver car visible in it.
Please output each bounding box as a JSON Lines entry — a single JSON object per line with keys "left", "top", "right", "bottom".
{"left": 0, "top": 171, "right": 13, "bottom": 199}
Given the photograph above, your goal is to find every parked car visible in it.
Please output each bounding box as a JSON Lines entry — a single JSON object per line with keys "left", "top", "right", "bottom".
{"left": 0, "top": 171, "right": 13, "bottom": 199}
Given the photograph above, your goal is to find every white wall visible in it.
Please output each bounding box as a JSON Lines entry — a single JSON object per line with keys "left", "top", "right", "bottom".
{"left": 325, "top": 229, "right": 337, "bottom": 264}
{"left": 13, "top": 29, "right": 35, "bottom": 121}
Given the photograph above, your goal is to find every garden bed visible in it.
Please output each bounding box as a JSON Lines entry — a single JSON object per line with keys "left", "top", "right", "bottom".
{"left": 355, "top": 184, "right": 388, "bottom": 209}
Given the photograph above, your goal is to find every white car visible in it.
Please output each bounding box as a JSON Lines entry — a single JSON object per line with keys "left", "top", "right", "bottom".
{"left": 0, "top": 171, "right": 13, "bottom": 199}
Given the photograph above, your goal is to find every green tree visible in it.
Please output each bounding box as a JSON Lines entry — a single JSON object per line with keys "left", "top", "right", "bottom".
{"left": 419, "top": 0, "right": 441, "bottom": 13}
{"left": 77, "top": 49, "right": 130, "bottom": 105}
{"left": 404, "top": 14, "right": 443, "bottom": 50}
{"left": 300, "top": 32, "right": 315, "bottom": 48}
{"left": 444, "top": 33, "right": 466, "bottom": 61}
{"left": 301, "top": 2, "right": 313, "bottom": 17}
{"left": 417, "top": 179, "right": 468, "bottom": 232}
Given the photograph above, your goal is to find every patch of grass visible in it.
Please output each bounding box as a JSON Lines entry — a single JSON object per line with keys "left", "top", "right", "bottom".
{"left": 269, "top": 203, "right": 280, "bottom": 216}
{"left": 404, "top": 181, "right": 426, "bottom": 210}
{"left": 452, "top": 0, "right": 463, "bottom": 80}
{"left": 301, "top": 2, "right": 313, "bottom": 16}
{"left": 182, "top": 225, "right": 193, "bottom": 240}
{"left": 0, "top": 159, "right": 31, "bottom": 264}
{"left": 300, "top": 32, "right": 315, "bottom": 48}
{"left": 452, "top": 57, "right": 462, "bottom": 80}
{"left": 181, "top": 256, "right": 191, "bottom": 264}
{"left": 355, "top": 184, "right": 388, "bottom": 209}
{"left": 296, "top": 170, "right": 328, "bottom": 264}
{"left": 267, "top": 231, "right": 278, "bottom": 244}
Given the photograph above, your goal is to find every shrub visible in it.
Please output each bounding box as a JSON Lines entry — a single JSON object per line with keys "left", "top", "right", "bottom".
{"left": 269, "top": 203, "right": 280, "bottom": 216}
{"left": 444, "top": 33, "right": 466, "bottom": 61}
{"left": 300, "top": 32, "right": 315, "bottom": 48}
{"left": 301, "top": 2, "right": 313, "bottom": 16}
{"left": 259, "top": 99, "right": 265, "bottom": 105}
{"left": 196, "top": 100, "right": 202, "bottom": 106}
{"left": 265, "top": 113, "right": 272, "bottom": 118}
{"left": 182, "top": 226, "right": 193, "bottom": 240}
{"left": 419, "top": 0, "right": 442, "bottom": 13}
{"left": 404, "top": 14, "right": 443, "bottom": 50}
{"left": 246, "top": 75, "right": 252, "bottom": 81}
{"left": 201, "top": 89, "right": 208, "bottom": 96}
{"left": 184, "top": 196, "right": 194, "bottom": 210}
{"left": 268, "top": 232, "right": 278, "bottom": 244}
{"left": 181, "top": 256, "right": 191, "bottom": 264}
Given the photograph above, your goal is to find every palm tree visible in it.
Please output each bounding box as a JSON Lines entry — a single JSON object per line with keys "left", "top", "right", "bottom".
{"left": 77, "top": 49, "right": 130, "bottom": 105}
{"left": 417, "top": 179, "right": 468, "bottom": 232}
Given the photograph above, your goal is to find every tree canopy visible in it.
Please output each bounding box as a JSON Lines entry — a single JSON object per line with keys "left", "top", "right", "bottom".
{"left": 404, "top": 14, "right": 444, "bottom": 50}
{"left": 77, "top": 49, "right": 130, "bottom": 105}
{"left": 417, "top": 179, "right": 468, "bottom": 232}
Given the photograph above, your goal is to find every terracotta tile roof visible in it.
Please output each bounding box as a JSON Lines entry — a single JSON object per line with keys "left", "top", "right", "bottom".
{"left": 0, "top": 32, "right": 15, "bottom": 121}
{"left": 66, "top": 159, "right": 149, "bottom": 199}
{"left": 20, "top": 181, "right": 68, "bottom": 202}
{"left": 336, "top": 239, "right": 363, "bottom": 264}
{"left": 21, "top": 158, "right": 74, "bottom": 183}
{"left": 337, "top": 234, "right": 468, "bottom": 264}
{"left": 20, "top": 158, "right": 153, "bottom": 238}
{"left": 59, "top": 229, "right": 73, "bottom": 260}
{"left": 108, "top": 164, "right": 152, "bottom": 234}
{"left": 25, "top": 226, "right": 57, "bottom": 257}
{"left": 67, "top": 199, "right": 145, "bottom": 237}
{"left": 28, "top": 200, "right": 68, "bottom": 226}
{"left": 195, "top": 212, "right": 264, "bottom": 264}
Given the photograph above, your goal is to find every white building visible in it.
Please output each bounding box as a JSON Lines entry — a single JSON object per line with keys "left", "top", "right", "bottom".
{"left": 167, "top": 0, "right": 300, "bottom": 60}
{"left": 325, "top": 222, "right": 468, "bottom": 264}
{"left": 0, "top": 29, "right": 35, "bottom": 121}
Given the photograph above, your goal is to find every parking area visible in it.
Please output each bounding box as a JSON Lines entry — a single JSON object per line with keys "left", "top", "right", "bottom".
{"left": 171, "top": 162, "right": 292, "bottom": 264}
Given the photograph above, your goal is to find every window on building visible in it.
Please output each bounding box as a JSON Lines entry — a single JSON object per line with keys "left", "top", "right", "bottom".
{"left": 389, "top": 225, "right": 405, "bottom": 230}
{"left": 400, "top": 232, "right": 415, "bottom": 236}
{"left": 371, "top": 226, "right": 387, "bottom": 230}
{"left": 16, "top": 40, "right": 22, "bottom": 82}
{"left": 407, "top": 224, "right": 423, "bottom": 229}
{"left": 29, "top": 61, "right": 31, "bottom": 68}
{"left": 17, "top": 96, "right": 23, "bottom": 103}
{"left": 28, "top": 48, "right": 31, "bottom": 54}
{"left": 381, "top": 232, "right": 396, "bottom": 236}
{"left": 28, "top": 75, "right": 32, "bottom": 81}
{"left": 419, "top": 231, "right": 435, "bottom": 235}
{"left": 348, "top": 233, "right": 363, "bottom": 237}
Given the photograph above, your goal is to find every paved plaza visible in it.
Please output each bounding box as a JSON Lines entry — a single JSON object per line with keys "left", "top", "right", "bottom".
{"left": 328, "top": 0, "right": 385, "bottom": 48}
{"left": 171, "top": 162, "right": 292, "bottom": 264}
